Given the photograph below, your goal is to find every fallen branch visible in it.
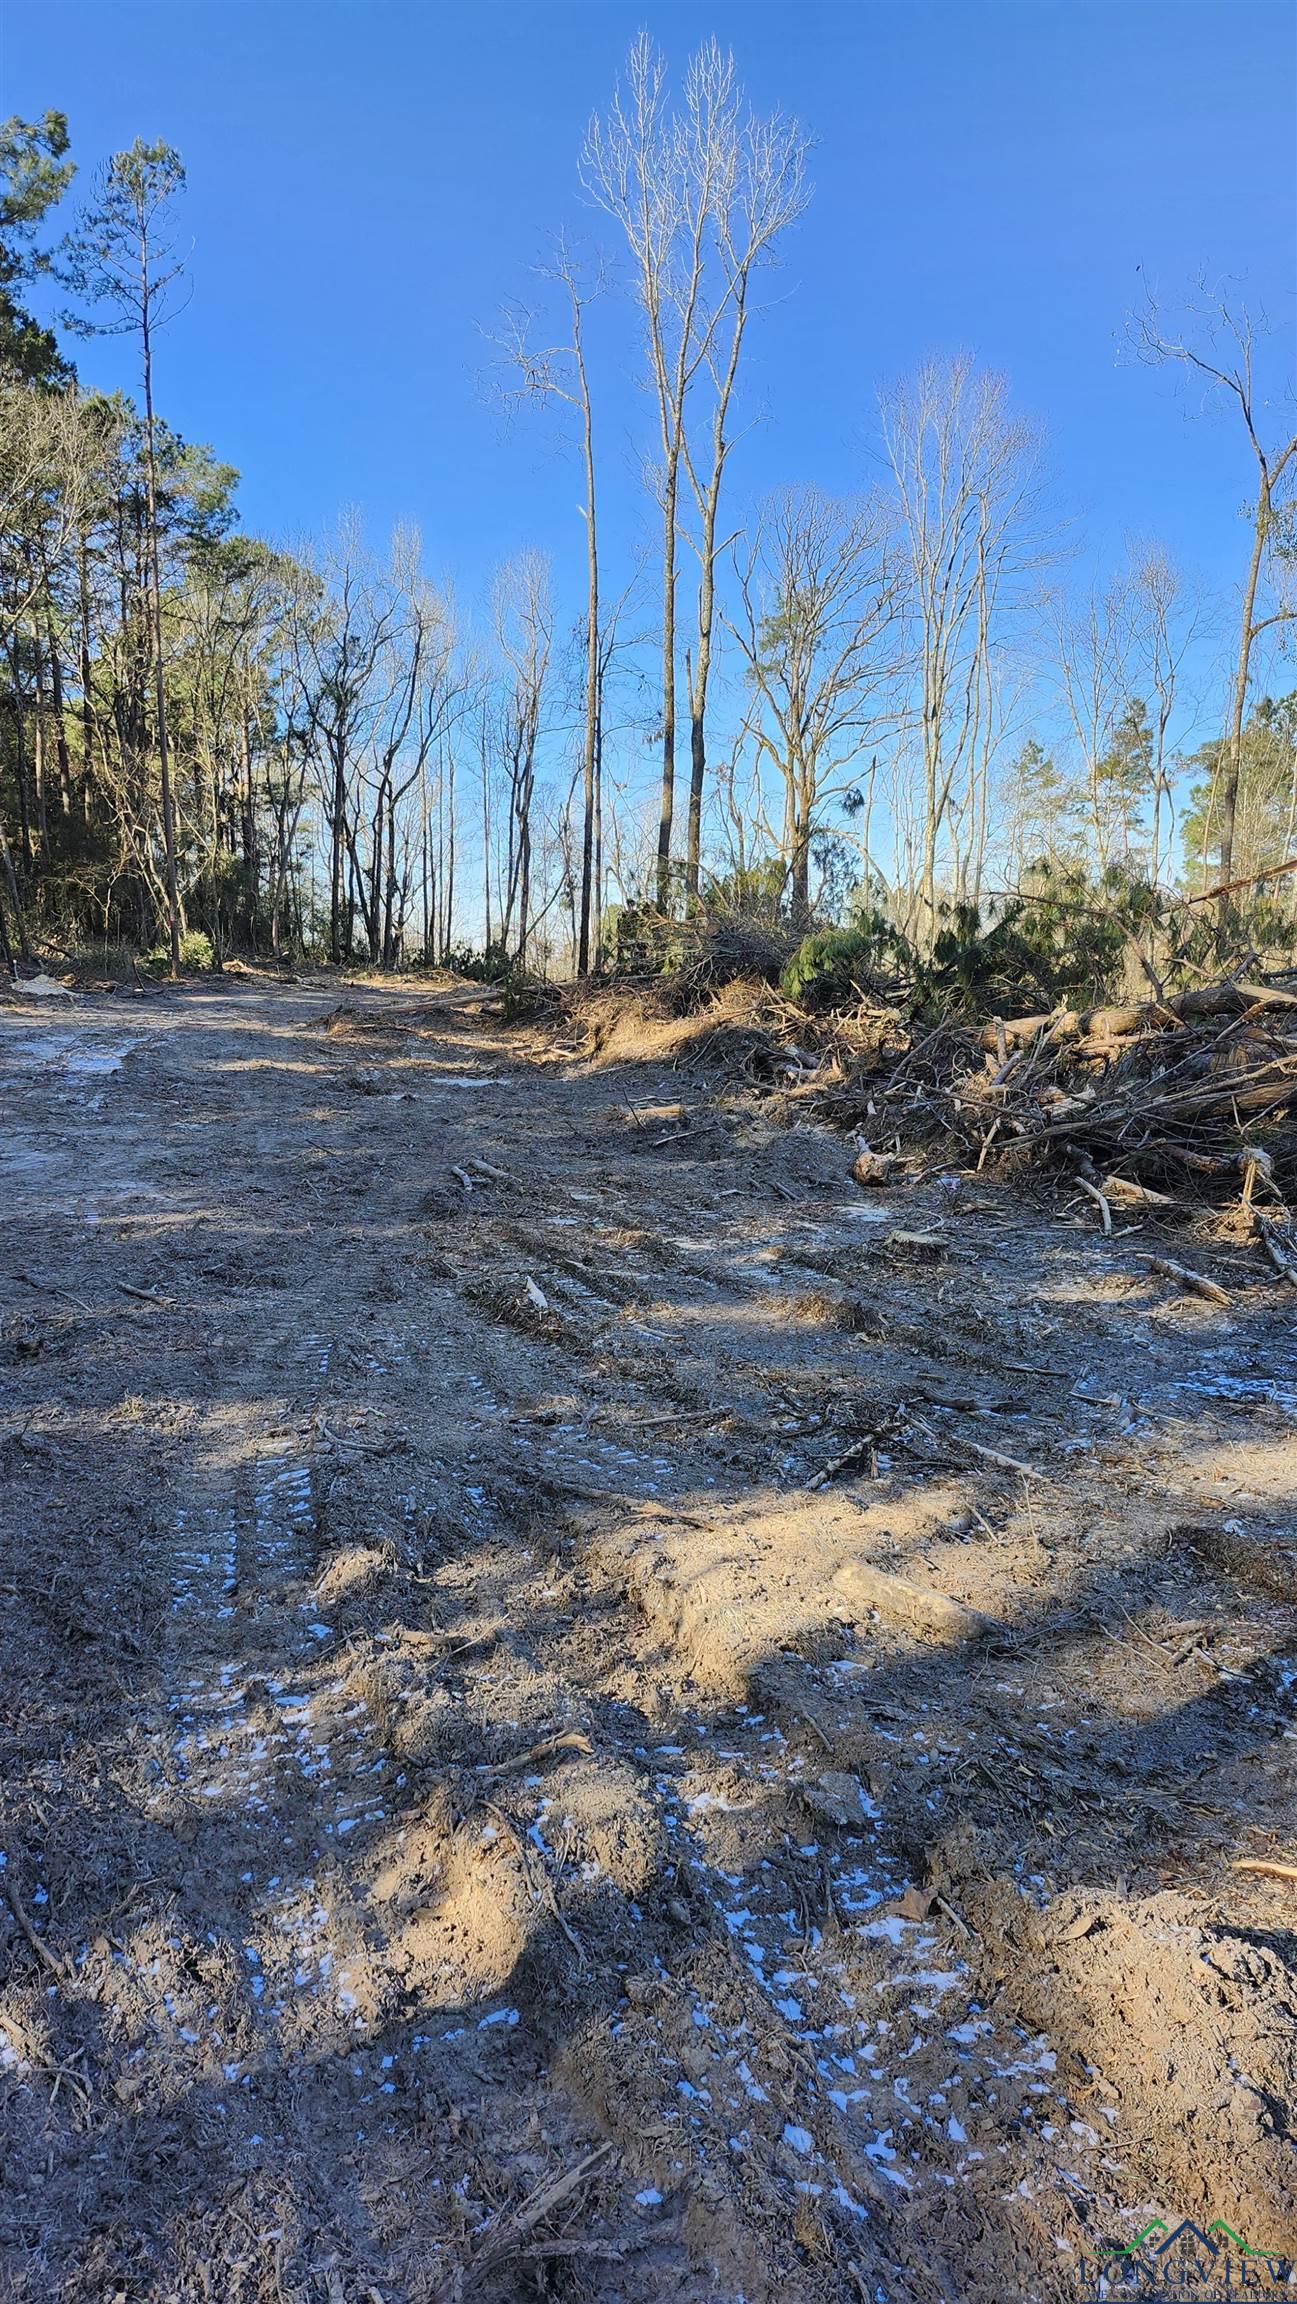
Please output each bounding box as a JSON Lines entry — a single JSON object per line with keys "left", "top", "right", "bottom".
{"left": 907, "top": 1408, "right": 1048, "bottom": 1484}
{"left": 961, "top": 1436, "right": 1050, "bottom": 1482}
{"left": 480, "top": 1731, "right": 593, "bottom": 1779}
{"left": 1, "top": 1857, "right": 65, "bottom": 1981}
{"left": 1187, "top": 856, "right": 1297, "bottom": 906}
{"left": 1147, "top": 1256, "right": 1233, "bottom": 1309}
{"left": 1100, "top": 1174, "right": 1182, "bottom": 1211}
{"left": 1255, "top": 1215, "right": 1297, "bottom": 1287}
{"left": 808, "top": 1419, "right": 897, "bottom": 1491}
{"left": 466, "top": 2143, "right": 616, "bottom": 2285}
{"left": 1075, "top": 1177, "right": 1112, "bottom": 1234}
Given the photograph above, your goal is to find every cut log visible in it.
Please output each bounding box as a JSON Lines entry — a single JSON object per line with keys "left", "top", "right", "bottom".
{"left": 832, "top": 1559, "right": 1004, "bottom": 1645}
{"left": 851, "top": 1148, "right": 898, "bottom": 1188}
{"left": 978, "top": 1011, "right": 1075, "bottom": 1054}
{"left": 1147, "top": 1255, "right": 1232, "bottom": 1308}
{"left": 1080, "top": 1001, "right": 1175, "bottom": 1039}
{"left": 1100, "top": 1174, "right": 1182, "bottom": 1211}
{"left": 977, "top": 983, "right": 1254, "bottom": 1057}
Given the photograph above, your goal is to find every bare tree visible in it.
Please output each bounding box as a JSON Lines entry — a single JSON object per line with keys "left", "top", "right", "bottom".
{"left": 881, "top": 356, "right": 1039, "bottom": 946}
{"left": 357, "top": 541, "right": 460, "bottom": 968}
{"left": 1129, "top": 545, "right": 1201, "bottom": 891}
{"left": 0, "top": 384, "right": 108, "bottom": 635}
{"left": 62, "top": 140, "right": 190, "bottom": 973}
{"left": 732, "top": 488, "right": 898, "bottom": 922}
{"left": 583, "top": 35, "right": 703, "bottom": 911}
{"left": 286, "top": 522, "right": 402, "bottom": 964}
{"left": 1052, "top": 573, "right": 1137, "bottom": 869}
{"left": 1134, "top": 289, "right": 1297, "bottom": 906}
{"left": 677, "top": 49, "right": 809, "bottom": 904}
{"left": 497, "top": 242, "right": 604, "bottom": 973}
{"left": 493, "top": 551, "right": 552, "bottom": 969}
{"left": 583, "top": 35, "right": 808, "bottom": 910}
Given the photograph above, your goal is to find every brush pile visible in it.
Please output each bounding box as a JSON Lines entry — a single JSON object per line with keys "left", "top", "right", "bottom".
{"left": 577, "top": 951, "right": 1297, "bottom": 1239}
{"left": 837, "top": 978, "right": 1297, "bottom": 1219}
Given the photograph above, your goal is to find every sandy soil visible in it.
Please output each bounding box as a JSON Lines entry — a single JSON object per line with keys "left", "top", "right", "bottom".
{"left": 1, "top": 972, "right": 1295, "bottom": 2304}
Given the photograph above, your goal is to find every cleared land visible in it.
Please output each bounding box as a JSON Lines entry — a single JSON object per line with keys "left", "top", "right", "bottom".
{"left": 1, "top": 973, "right": 1294, "bottom": 2303}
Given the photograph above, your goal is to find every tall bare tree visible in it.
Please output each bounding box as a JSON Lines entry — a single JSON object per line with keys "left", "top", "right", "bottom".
{"left": 583, "top": 35, "right": 701, "bottom": 912}
{"left": 62, "top": 140, "right": 189, "bottom": 973}
{"left": 493, "top": 551, "right": 552, "bottom": 969}
{"left": 677, "top": 49, "right": 808, "bottom": 904}
{"left": 286, "top": 522, "right": 401, "bottom": 964}
{"left": 1052, "top": 573, "right": 1137, "bottom": 869}
{"left": 732, "top": 488, "right": 898, "bottom": 922}
{"left": 1135, "top": 290, "right": 1297, "bottom": 907}
{"left": 583, "top": 35, "right": 808, "bottom": 910}
{"left": 498, "top": 242, "right": 604, "bottom": 973}
{"left": 1129, "top": 545, "right": 1201, "bottom": 891}
{"left": 881, "top": 356, "right": 1039, "bottom": 946}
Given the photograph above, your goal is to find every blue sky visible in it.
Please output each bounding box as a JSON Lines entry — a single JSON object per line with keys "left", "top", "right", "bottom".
{"left": 8, "top": 0, "right": 1296, "bottom": 760}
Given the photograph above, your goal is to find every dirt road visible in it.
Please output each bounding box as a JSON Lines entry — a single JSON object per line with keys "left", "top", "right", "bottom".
{"left": 1, "top": 975, "right": 1295, "bottom": 2303}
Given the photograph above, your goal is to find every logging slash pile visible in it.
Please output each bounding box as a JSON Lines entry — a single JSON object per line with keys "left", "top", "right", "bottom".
{"left": 606, "top": 970, "right": 1297, "bottom": 1263}
{"left": 827, "top": 981, "right": 1297, "bottom": 1260}
{"left": 869, "top": 982, "right": 1294, "bottom": 1183}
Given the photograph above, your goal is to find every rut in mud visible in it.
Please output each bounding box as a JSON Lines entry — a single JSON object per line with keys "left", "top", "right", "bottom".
{"left": 1, "top": 974, "right": 1295, "bottom": 2304}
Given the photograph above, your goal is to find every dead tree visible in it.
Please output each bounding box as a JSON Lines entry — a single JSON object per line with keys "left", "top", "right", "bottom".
{"left": 584, "top": 36, "right": 808, "bottom": 912}
{"left": 493, "top": 552, "right": 552, "bottom": 970}
{"left": 1134, "top": 290, "right": 1297, "bottom": 911}
{"left": 732, "top": 488, "right": 899, "bottom": 924}
{"left": 881, "top": 357, "right": 1038, "bottom": 949}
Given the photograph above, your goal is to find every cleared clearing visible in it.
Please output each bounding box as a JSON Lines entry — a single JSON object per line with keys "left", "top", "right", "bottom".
{"left": 1, "top": 972, "right": 1295, "bottom": 2303}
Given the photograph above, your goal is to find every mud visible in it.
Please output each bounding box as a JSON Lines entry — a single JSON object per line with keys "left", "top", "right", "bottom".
{"left": 1, "top": 974, "right": 1294, "bottom": 2302}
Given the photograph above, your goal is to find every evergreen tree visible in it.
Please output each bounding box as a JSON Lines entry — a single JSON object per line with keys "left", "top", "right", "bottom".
{"left": 0, "top": 111, "right": 75, "bottom": 385}
{"left": 1181, "top": 694, "right": 1297, "bottom": 888}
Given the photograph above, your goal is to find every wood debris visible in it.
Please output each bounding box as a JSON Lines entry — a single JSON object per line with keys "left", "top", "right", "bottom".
{"left": 832, "top": 1558, "right": 1005, "bottom": 1645}
{"left": 794, "top": 977, "right": 1297, "bottom": 1219}
{"left": 1147, "top": 1255, "right": 1233, "bottom": 1309}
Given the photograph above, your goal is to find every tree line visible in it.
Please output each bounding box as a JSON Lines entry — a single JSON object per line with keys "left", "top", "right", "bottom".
{"left": 1, "top": 43, "right": 1294, "bottom": 983}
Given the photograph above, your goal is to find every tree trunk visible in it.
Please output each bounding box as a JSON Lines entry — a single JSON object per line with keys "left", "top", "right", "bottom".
{"left": 518, "top": 771, "right": 532, "bottom": 970}
{"left": 444, "top": 742, "right": 456, "bottom": 961}
{"left": 32, "top": 696, "right": 48, "bottom": 859}
{"left": 0, "top": 819, "right": 30, "bottom": 965}
{"left": 656, "top": 460, "right": 678, "bottom": 911}
{"left": 329, "top": 742, "right": 346, "bottom": 964}
{"left": 8, "top": 645, "right": 33, "bottom": 867}
{"left": 78, "top": 538, "right": 96, "bottom": 820}
{"left": 1219, "top": 487, "right": 1268, "bottom": 915}
{"left": 790, "top": 792, "right": 811, "bottom": 925}
{"left": 577, "top": 375, "right": 599, "bottom": 975}
{"left": 480, "top": 718, "right": 492, "bottom": 955}
{"left": 686, "top": 289, "right": 745, "bottom": 908}
{"left": 140, "top": 294, "right": 182, "bottom": 977}
{"left": 592, "top": 673, "right": 604, "bottom": 970}
{"left": 384, "top": 804, "right": 398, "bottom": 966}
{"left": 44, "top": 619, "right": 73, "bottom": 817}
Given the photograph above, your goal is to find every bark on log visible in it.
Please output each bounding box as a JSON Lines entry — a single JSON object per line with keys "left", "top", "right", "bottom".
{"left": 1147, "top": 1255, "right": 1232, "bottom": 1308}
{"left": 978, "top": 982, "right": 1264, "bottom": 1056}
{"left": 832, "top": 1559, "right": 1003, "bottom": 1645}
